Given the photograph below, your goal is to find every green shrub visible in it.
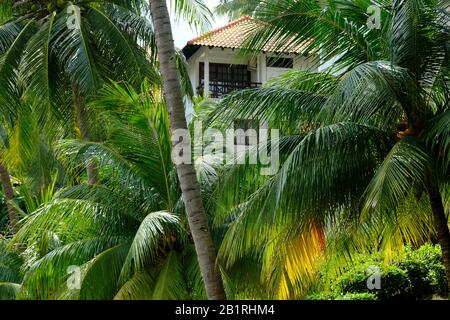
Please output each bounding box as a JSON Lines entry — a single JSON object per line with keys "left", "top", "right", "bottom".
{"left": 307, "top": 244, "right": 448, "bottom": 300}
{"left": 398, "top": 244, "right": 448, "bottom": 298}
{"left": 339, "top": 292, "right": 377, "bottom": 300}
{"left": 304, "top": 292, "right": 377, "bottom": 300}
{"left": 335, "top": 263, "right": 410, "bottom": 300}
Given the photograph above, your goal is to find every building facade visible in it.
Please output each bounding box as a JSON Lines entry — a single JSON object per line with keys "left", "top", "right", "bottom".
{"left": 182, "top": 16, "right": 319, "bottom": 119}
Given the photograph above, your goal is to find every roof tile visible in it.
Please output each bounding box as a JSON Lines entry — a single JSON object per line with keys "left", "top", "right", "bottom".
{"left": 184, "top": 16, "right": 307, "bottom": 54}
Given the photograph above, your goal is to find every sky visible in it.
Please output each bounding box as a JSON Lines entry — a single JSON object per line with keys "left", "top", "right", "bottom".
{"left": 171, "top": 0, "right": 229, "bottom": 49}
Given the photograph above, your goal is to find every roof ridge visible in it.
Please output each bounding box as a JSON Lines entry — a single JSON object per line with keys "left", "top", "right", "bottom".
{"left": 186, "top": 15, "right": 253, "bottom": 45}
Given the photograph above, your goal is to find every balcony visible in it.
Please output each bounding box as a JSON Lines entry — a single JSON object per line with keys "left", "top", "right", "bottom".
{"left": 197, "top": 80, "right": 261, "bottom": 99}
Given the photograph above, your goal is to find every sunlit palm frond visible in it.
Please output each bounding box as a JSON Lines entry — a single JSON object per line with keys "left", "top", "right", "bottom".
{"left": 20, "top": 237, "right": 125, "bottom": 299}
{"left": 169, "top": 0, "right": 213, "bottom": 32}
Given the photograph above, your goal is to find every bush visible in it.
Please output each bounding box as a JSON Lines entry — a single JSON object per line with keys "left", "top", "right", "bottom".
{"left": 335, "top": 263, "right": 410, "bottom": 300}
{"left": 339, "top": 293, "right": 378, "bottom": 300}
{"left": 305, "top": 292, "right": 377, "bottom": 300}
{"left": 306, "top": 244, "right": 448, "bottom": 300}
{"left": 398, "top": 244, "right": 448, "bottom": 298}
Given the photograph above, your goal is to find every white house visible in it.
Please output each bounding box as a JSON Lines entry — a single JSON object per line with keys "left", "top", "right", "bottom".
{"left": 182, "top": 16, "right": 319, "bottom": 113}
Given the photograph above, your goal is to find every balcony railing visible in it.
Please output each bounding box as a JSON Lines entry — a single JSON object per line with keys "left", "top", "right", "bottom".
{"left": 197, "top": 80, "right": 261, "bottom": 98}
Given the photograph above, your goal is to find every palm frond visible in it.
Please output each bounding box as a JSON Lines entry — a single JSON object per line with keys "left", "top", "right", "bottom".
{"left": 0, "top": 20, "right": 35, "bottom": 119}
{"left": 119, "top": 211, "right": 179, "bottom": 284}
{"left": 362, "top": 137, "right": 433, "bottom": 218}
{"left": 114, "top": 271, "right": 155, "bottom": 300}
{"left": 87, "top": 6, "right": 153, "bottom": 85}
{"left": 244, "top": 0, "right": 381, "bottom": 73}
{"left": 152, "top": 251, "right": 188, "bottom": 300}
{"left": 103, "top": 2, "right": 155, "bottom": 49}
{"left": 19, "top": 13, "right": 55, "bottom": 122}
{"left": 0, "top": 22, "right": 20, "bottom": 54}
{"left": 79, "top": 243, "right": 130, "bottom": 300}
{"left": 0, "top": 282, "right": 21, "bottom": 300}
{"left": 320, "top": 61, "right": 414, "bottom": 130}
{"left": 426, "top": 111, "right": 450, "bottom": 175}
{"left": 168, "top": 0, "right": 213, "bottom": 32}
{"left": 20, "top": 237, "right": 125, "bottom": 299}
{"left": 51, "top": 10, "right": 100, "bottom": 96}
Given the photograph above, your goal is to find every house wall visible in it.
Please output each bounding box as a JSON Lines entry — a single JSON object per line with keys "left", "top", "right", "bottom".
{"left": 185, "top": 47, "right": 319, "bottom": 120}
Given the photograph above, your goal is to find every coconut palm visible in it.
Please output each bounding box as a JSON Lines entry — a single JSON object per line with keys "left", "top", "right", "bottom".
{"left": 211, "top": 0, "right": 450, "bottom": 295}
{"left": 0, "top": 0, "right": 160, "bottom": 184}
{"left": 148, "top": 0, "right": 226, "bottom": 299}
{"left": 215, "top": 0, "right": 263, "bottom": 19}
{"left": 7, "top": 81, "right": 228, "bottom": 300}
{"left": 1, "top": 0, "right": 226, "bottom": 299}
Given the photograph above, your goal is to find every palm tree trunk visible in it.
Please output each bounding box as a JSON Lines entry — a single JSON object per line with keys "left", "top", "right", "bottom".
{"left": 427, "top": 179, "right": 450, "bottom": 295}
{"left": 148, "top": 0, "right": 226, "bottom": 300}
{"left": 0, "top": 163, "right": 19, "bottom": 234}
{"left": 72, "top": 84, "right": 99, "bottom": 184}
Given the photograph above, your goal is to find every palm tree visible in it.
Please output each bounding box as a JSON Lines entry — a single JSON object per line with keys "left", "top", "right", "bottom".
{"left": 7, "top": 81, "right": 223, "bottom": 299}
{"left": 215, "top": 0, "right": 262, "bottom": 19}
{"left": 2, "top": 0, "right": 226, "bottom": 299}
{"left": 148, "top": 0, "right": 226, "bottom": 299}
{"left": 211, "top": 0, "right": 450, "bottom": 294}
{"left": 0, "top": 0, "right": 159, "bottom": 183}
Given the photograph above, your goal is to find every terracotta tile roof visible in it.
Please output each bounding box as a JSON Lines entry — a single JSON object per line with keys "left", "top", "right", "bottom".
{"left": 182, "top": 16, "right": 308, "bottom": 59}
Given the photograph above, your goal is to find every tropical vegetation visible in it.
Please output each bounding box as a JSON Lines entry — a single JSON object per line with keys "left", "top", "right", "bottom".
{"left": 0, "top": 0, "right": 449, "bottom": 300}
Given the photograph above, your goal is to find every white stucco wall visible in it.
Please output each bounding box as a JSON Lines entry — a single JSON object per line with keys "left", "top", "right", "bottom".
{"left": 184, "top": 47, "right": 319, "bottom": 121}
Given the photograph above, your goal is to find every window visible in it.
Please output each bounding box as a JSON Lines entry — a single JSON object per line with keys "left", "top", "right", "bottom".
{"left": 200, "top": 63, "right": 251, "bottom": 83}
{"left": 199, "top": 63, "right": 254, "bottom": 98}
{"left": 266, "top": 57, "right": 294, "bottom": 68}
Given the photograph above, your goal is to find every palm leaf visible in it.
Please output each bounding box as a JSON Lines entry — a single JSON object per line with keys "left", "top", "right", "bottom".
{"left": 119, "top": 211, "right": 179, "bottom": 284}
{"left": 152, "top": 251, "right": 188, "bottom": 300}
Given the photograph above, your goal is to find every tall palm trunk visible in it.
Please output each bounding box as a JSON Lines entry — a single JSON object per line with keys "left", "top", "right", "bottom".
{"left": 72, "top": 84, "right": 99, "bottom": 184}
{"left": 427, "top": 179, "right": 450, "bottom": 294}
{"left": 0, "top": 163, "right": 19, "bottom": 234}
{"left": 148, "top": 0, "right": 226, "bottom": 300}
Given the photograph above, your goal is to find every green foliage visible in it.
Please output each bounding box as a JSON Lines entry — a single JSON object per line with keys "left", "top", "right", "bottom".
{"left": 0, "top": 0, "right": 449, "bottom": 301}
{"left": 2, "top": 81, "right": 211, "bottom": 300}
{"left": 0, "top": 193, "right": 8, "bottom": 231}
{"left": 309, "top": 245, "right": 448, "bottom": 300}
{"left": 336, "top": 264, "right": 410, "bottom": 300}
{"left": 0, "top": 240, "right": 23, "bottom": 300}
{"left": 210, "top": 0, "right": 450, "bottom": 299}
{"left": 304, "top": 292, "right": 377, "bottom": 301}
{"left": 398, "top": 244, "right": 449, "bottom": 297}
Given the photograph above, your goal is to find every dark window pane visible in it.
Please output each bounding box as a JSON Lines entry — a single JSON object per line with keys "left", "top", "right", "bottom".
{"left": 266, "top": 57, "right": 294, "bottom": 68}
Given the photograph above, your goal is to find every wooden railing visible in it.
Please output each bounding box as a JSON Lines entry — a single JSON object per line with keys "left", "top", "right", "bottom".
{"left": 197, "top": 80, "right": 261, "bottom": 98}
